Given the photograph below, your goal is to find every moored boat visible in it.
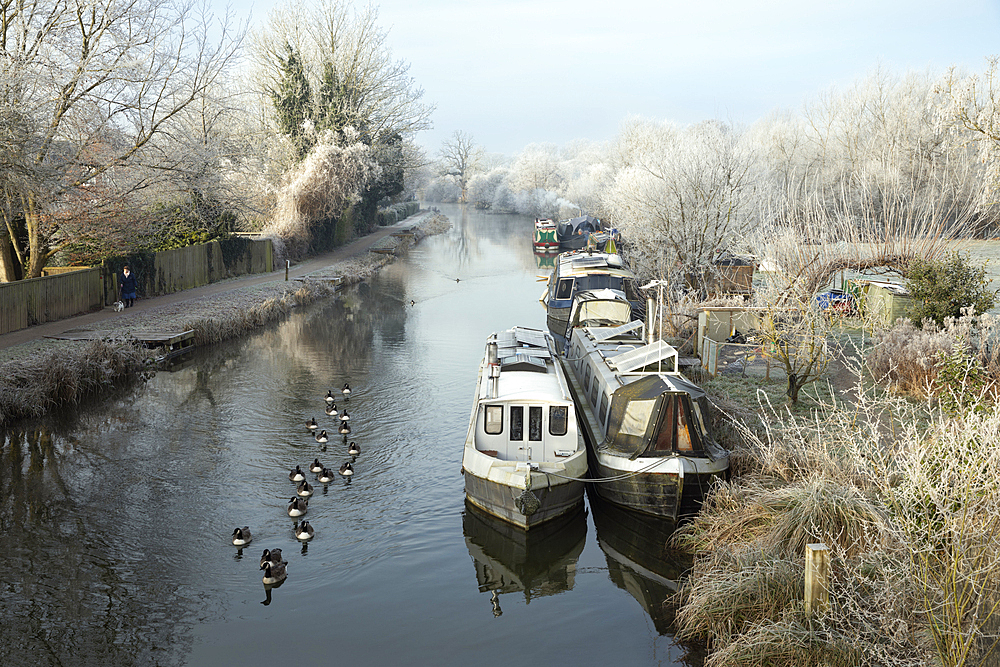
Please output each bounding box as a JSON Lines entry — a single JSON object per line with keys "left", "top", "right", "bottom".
{"left": 532, "top": 218, "right": 559, "bottom": 250}
{"left": 556, "top": 215, "right": 603, "bottom": 250}
{"left": 462, "top": 327, "right": 588, "bottom": 529}
{"left": 541, "top": 249, "right": 643, "bottom": 351}
{"left": 559, "top": 319, "right": 728, "bottom": 520}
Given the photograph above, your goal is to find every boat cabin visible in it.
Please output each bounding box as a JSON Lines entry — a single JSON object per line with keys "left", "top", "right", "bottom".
{"left": 566, "top": 325, "right": 726, "bottom": 461}
{"left": 474, "top": 328, "right": 579, "bottom": 463}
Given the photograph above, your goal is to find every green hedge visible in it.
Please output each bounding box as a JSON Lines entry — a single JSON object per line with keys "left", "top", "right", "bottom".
{"left": 377, "top": 201, "right": 419, "bottom": 226}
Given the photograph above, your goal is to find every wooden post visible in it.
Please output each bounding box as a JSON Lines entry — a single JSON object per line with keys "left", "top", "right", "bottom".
{"left": 285, "top": 259, "right": 290, "bottom": 281}
{"left": 805, "top": 543, "right": 830, "bottom": 616}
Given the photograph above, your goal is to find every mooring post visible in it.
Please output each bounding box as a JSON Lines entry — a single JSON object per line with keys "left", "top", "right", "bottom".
{"left": 285, "top": 259, "right": 290, "bottom": 281}
{"left": 805, "top": 543, "right": 830, "bottom": 616}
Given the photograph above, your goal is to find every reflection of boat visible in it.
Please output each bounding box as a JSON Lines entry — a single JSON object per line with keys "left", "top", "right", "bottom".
{"left": 541, "top": 249, "right": 642, "bottom": 350}
{"left": 463, "top": 500, "right": 587, "bottom": 609}
{"left": 533, "top": 248, "right": 558, "bottom": 270}
{"left": 589, "top": 491, "right": 689, "bottom": 636}
{"left": 462, "top": 327, "right": 588, "bottom": 529}
{"left": 557, "top": 215, "right": 604, "bottom": 250}
{"left": 560, "top": 318, "right": 729, "bottom": 520}
{"left": 533, "top": 218, "right": 559, "bottom": 250}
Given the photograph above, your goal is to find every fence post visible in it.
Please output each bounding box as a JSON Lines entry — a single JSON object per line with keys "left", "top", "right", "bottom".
{"left": 805, "top": 543, "right": 830, "bottom": 616}
{"left": 285, "top": 259, "right": 290, "bottom": 281}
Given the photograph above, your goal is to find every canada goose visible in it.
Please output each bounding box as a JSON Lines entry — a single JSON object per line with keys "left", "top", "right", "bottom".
{"left": 339, "top": 462, "right": 354, "bottom": 477}
{"left": 289, "top": 465, "right": 305, "bottom": 482}
{"left": 325, "top": 403, "right": 338, "bottom": 416}
{"left": 287, "top": 496, "right": 308, "bottom": 517}
{"left": 339, "top": 410, "right": 350, "bottom": 422}
{"left": 295, "top": 520, "right": 315, "bottom": 541}
{"left": 306, "top": 417, "right": 318, "bottom": 430}
{"left": 259, "top": 548, "right": 283, "bottom": 569}
{"left": 455, "top": 278, "right": 460, "bottom": 283}
{"left": 315, "top": 430, "right": 329, "bottom": 444}
{"left": 410, "top": 300, "right": 415, "bottom": 306}
{"left": 325, "top": 390, "right": 336, "bottom": 404}
{"left": 232, "top": 526, "right": 253, "bottom": 546}
{"left": 261, "top": 560, "right": 287, "bottom": 585}
{"left": 317, "top": 468, "right": 335, "bottom": 483}
{"left": 342, "top": 383, "right": 351, "bottom": 398}
{"left": 338, "top": 422, "right": 351, "bottom": 435}
{"left": 310, "top": 458, "right": 324, "bottom": 474}
{"left": 347, "top": 441, "right": 360, "bottom": 456}
{"left": 296, "top": 479, "right": 314, "bottom": 497}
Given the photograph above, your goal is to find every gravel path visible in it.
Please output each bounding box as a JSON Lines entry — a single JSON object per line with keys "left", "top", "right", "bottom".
{"left": 0, "top": 212, "right": 450, "bottom": 364}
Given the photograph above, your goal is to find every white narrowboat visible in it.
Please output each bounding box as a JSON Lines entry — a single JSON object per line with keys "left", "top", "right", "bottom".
{"left": 462, "top": 327, "right": 588, "bottom": 529}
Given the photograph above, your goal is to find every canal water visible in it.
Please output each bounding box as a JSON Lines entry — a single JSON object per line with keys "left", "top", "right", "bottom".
{"left": 0, "top": 204, "right": 702, "bottom": 667}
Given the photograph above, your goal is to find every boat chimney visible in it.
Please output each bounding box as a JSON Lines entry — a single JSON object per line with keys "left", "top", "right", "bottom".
{"left": 487, "top": 341, "right": 500, "bottom": 398}
{"left": 646, "top": 296, "right": 655, "bottom": 344}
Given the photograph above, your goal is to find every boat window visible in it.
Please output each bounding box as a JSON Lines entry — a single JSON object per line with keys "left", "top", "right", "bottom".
{"left": 676, "top": 398, "right": 694, "bottom": 451}
{"left": 584, "top": 365, "right": 592, "bottom": 391}
{"left": 510, "top": 406, "right": 523, "bottom": 441}
{"left": 599, "top": 394, "right": 609, "bottom": 426}
{"left": 624, "top": 278, "right": 640, "bottom": 302}
{"left": 590, "top": 381, "right": 599, "bottom": 407}
{"left": 691, "top": 399, "right": 708, "bottom": 436}
{"left": 528, "top": 406, "right": 542, "bottom": 441}
{"left": 549, "top": 406, "right": 568, "bottom": 436}
{"left": 485, "top": 405, "right": 503, "bottom": 435}
{"left": 556, "top": 278, "right": 574, "bottom": 299}
{"left": 620, "top": 399, "right": 657, "bottom": 437}
{"left": 652, "top": 396, "right": 675, "bottom": 452}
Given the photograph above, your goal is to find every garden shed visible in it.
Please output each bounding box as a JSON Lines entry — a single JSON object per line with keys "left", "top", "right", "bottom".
{"left": 844, "top": 279, "right": 913, "bottom": 326}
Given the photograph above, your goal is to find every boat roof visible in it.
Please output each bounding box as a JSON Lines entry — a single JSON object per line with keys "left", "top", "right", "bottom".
{"left": 480, "top": 327, "right": 572, "bottom": 403}
{"left": 555, "top": 250, "right": 634, "bottom": 278}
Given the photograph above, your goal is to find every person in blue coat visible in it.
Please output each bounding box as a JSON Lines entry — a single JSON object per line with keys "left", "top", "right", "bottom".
{"left": 119, "top": 265, "right": 137, "bottom": 308}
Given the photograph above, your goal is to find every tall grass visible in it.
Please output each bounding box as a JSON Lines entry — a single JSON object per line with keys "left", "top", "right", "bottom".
{"left": 0, "top": 338, "right": 152, "bottom": 424}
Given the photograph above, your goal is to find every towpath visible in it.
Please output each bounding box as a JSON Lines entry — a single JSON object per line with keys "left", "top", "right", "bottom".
{"left": 0, "top": 212, "right": 436, "bottom": 352}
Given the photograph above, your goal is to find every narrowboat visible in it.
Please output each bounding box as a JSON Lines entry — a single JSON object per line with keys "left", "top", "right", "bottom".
{"left": 462, "top": 327, "right": 588, "bottom": 529}
{"left": 541, "top": 249, "right": 643, "bottom": 351}
{"left": 559, "top": 320, "right": 729, "bottom": 520}
{"left": 532, "top": 218, "right": 559, "bottom": 250}
{"left": 556, "top": 215, "right": 603, "bottom": 250}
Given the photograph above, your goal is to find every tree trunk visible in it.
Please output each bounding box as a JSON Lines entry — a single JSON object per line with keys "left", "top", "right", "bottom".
{"left": 0, "top": 235, "right": 19, "bottom": 282}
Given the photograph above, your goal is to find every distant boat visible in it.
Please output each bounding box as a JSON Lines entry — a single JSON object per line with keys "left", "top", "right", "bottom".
{"left": 462, "top": 327, "right": 588, "bottom": 529}
{"left": 532, "top": 218, "right": 559, "bottom": 251}
{"left": 541, "top": 249, "right": 643, "bottom": 351}
{"left": 559, "top": 316, "right": 729, "bottom": 520}
{"left": 556, "top": 215, "right": 604, "bottom": 251}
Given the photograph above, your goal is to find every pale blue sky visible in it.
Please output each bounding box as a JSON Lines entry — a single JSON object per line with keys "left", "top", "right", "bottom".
{"left": 224, "top": 0, "right": 1000, "bottom": 155}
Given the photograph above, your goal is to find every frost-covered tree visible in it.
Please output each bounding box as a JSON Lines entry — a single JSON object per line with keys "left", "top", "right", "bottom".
{"left": 438, "top": 131, "right": 483, "bottom": 202}
{"left": 605, "top": 118, "right": 755, "bottom": 290}
{"left": 0, "top": 0, "right": 244, "bottom": 281}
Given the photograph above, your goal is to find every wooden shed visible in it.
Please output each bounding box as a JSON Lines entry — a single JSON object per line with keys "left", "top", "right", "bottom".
{"left": 844, "top": 279, "right": 913, "bottom": 326}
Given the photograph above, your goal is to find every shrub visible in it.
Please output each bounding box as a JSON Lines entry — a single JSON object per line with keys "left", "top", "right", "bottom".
{"left": 904, "top": 252, "right": 996, "bottom": 328}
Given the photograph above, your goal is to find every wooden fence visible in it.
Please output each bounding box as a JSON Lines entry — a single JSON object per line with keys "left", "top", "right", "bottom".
{"left": 0, "top": 268, "right": 103, "bottom": 335}
{"left": 1, "top": 238, "right": 274, "bottom": 336}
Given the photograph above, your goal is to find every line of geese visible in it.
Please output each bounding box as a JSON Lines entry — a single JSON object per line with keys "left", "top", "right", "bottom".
{"left": 233, "top": 383, "right": 358, "bottom": 586}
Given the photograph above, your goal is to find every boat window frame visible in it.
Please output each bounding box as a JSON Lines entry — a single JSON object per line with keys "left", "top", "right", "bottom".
{"left": 555, "top": 278, "right": 575, "bottom": 300}
{"left": 590, "top": 379, "right": 599, "bottom": 407}
{"left": 549, "top": 405, "right": 569, "bottom": 436}
{"left": 599, "top": 393, "right": 609, "bottom": 426}
{"left": 510, "top": 405, "right": 524, "bottom": 441}
{"left": 484, "top": 404, "right": 503, "bottom": 435}
{"left": 528, "top": 406, "right": 543, "bottom": 441}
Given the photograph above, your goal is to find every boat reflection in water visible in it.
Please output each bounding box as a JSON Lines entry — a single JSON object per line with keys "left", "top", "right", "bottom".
{"left": 463, "top": 501, "right": 587, "bottom": 616}
{"left": 588, "top": 489, "right": 695, "bottom": 636}
{"left": 533, "top": 248, "right": 558, "bottom": 270}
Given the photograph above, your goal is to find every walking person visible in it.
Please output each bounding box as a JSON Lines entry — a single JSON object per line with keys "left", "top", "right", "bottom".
{"left": 119, "top": 265, "right": 137, "bottom": 308}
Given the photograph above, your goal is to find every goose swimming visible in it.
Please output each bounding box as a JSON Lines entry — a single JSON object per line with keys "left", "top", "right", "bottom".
{"left": 232, "top": 526, "right": 253, "bottom": 546}
{"left": 289, "top": 465, "right": 306, "bottom": 482}
{"left": 317, "top": 468, "right": 335, "bottom": 483}
{"left": 325, "top": 403, "right": 338, "bottom": 416}
{"left": 259, "top": 548, "right": 283, "bottom": 569}
{"left": 342, "top": 383, "right": 351, "bottom": 398}
{"left": 294, "top": 520, "right": 315, "bottom": 541}
{"left": 261, "top": 560, "right": 287, "bottom": 585}
{"left": 287, "top": 496, "right": 308, "bottom": 517}
{"left": 310, "top": 458, "right": 324, "bottom": 474}
{"left": 347, "top": 441, "right": 360, "bottom": 456}
{"left": 339, "top": 462, "right": 354, "bottom": 477}
{"left": 325, "top": 390, "right": 336, "bottom": 404}
{"left": 315, "top": 430, "right": 329, "bottom": 444}
{"left": 296, "top": 479, "right": 314, "bottom": 497}
{"left": 306, "top": 417, "right": 318, "bottom": 430}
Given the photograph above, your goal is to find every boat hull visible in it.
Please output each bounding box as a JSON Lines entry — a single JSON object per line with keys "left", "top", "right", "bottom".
{"left": 464, "top": 472, "right": 584, "bottom": 530}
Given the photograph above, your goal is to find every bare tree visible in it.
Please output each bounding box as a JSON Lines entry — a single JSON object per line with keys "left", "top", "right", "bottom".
{"left": 438, "top": 131, "right": 482, "bottom": 203}
{"left": 0, "top": 0, "right": 245, "bottom": 280}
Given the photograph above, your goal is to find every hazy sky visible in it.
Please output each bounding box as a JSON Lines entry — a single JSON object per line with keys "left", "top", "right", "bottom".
{"left": 227, "top": 0, "right": 1000, "bottom": 156}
